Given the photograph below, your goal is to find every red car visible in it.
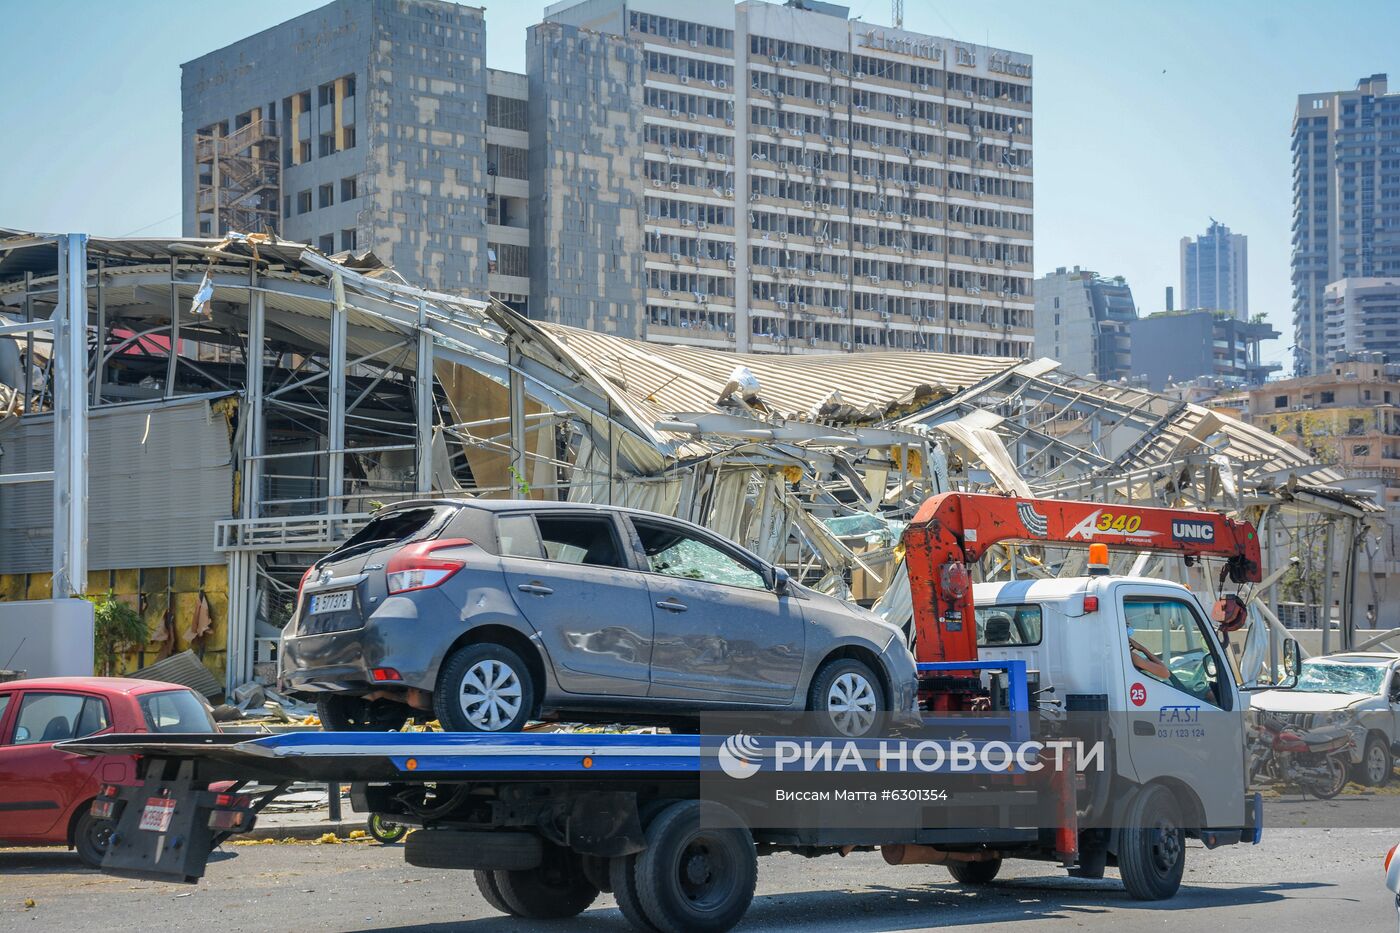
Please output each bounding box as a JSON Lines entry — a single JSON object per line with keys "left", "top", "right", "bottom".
{"left": 0, "top": 676, "right": 217, "bottom": 866}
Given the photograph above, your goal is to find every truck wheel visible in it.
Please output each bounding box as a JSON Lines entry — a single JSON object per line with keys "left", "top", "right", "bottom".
{"left": 73, "top": 809, "right": 113, "bottom": 869}
{"left": 434, "top": 643, "right": 536, "bottom": 733}
{"left": 947, "top": 857, "right": 1001, "bottom": 885}
{"left": 491, "top": 844, "right": 599, "bottom": 919}
{"left": 473, "top": 870, "right": 520, "bottom": 916}
{"left": 317, "top": 694, "right": 408, "bottom": 732}
{"left": 808, "top": 658, "right": 885, "bottom": 738}
{"left": 1357, "top": 734, "right": 1393, "bottom": 787}
{"left": 1118, "top": 784, "right": 1185, "bottom": 901}
{"left": 611, "top": 853, "right": 661, "bottom": 933}
{"left": 631, "top": 800, "right": 756, "bottom": 933}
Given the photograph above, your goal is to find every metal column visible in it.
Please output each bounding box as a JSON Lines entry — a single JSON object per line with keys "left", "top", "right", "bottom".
{"left": 328, "top": 273, "right": 348, "bottom": 520}
{"left": 227, "top": 280, "right": 266, "bottom": 687}
{"left": 51, "top": 234, "right": 89, "bottom": 597}
{"left": 415, "top": 299, "right": 435, "bottom": 495}
{"left": 1320, "top": 518, "right": 1335, "bottom": 656}
{"left": 507, "top": 343, "right": 526, "bottom": 500}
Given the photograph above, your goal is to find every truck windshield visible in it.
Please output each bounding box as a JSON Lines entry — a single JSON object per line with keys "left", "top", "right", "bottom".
{"left": 1295, "top": 661, "right": 1387, "bottom": 695}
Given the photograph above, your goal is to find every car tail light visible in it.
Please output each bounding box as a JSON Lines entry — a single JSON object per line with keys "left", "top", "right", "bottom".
{"left": 298, "top": 565, "right": 316, "bottom": 597}
{"left": 386, "top": 538, "right": 472, "bottom": 594}
{"left": 372, "top": 667, "right": 402, "bottom": 682}
{"left": 1386, "top": 843, "right": 1397, "bottom": 873}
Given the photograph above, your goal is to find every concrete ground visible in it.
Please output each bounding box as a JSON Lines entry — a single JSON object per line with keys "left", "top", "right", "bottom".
{"left": 3, "top": 807, "right": 1397, "bottom": 932}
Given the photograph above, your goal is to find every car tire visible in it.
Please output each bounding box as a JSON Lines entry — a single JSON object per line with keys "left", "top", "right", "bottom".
{"left": 630, "top": 800, "right": 756, "bottom": 933}
{"left": 1117, "top": 784, "right": 1185, "bottom": 901}
{"left": 316, "top": 694, "right": 409, "bottom": 732}
{"left": 491, "top": 844, "right": 599, "bottom": 919}
{"left": 808, "top": 657, "right": 886, "bottom": 738}
{"left": 434, "top": 643, "right": 536, "bottom": 733}
{"left": 947, "top": 857, "right": 1001, "bottom": 885}
{"left": 473, "top": 869, "right": 520, "bottom": 917}
{"left": 1357, "top": 733, "right": 1393, "bottom": 787}
{"left": 73, "top": 808, "right": 113, "bottom": 869}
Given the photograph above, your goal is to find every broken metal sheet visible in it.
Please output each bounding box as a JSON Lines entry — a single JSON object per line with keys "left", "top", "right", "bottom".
{"left": 934, "top": 410, "right": 1032, "bottom": 497}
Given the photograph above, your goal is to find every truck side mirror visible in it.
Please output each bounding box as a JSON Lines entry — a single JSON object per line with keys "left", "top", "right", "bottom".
{"left": 1280, "top": 638, "right": 1302, "bottom": 689}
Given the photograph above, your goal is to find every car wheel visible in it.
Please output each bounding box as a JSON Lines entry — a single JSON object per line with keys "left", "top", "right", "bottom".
{"left": 1357, "top": 734, "right": 1394, "bottom": 787}
{"left": 1117, "top": 784, "right": 1185, "bottom": 901}
{"left": 73, "top": 809, "right": 113, "bottom": 869}
{"left": 808, "top": 657, "right": 885, "bottom": 737}
{"left": 434, "top": 643, "right": 536, "bottom": 733}
{"left": 316, "top": 694, "right": 409, "bottom": 732}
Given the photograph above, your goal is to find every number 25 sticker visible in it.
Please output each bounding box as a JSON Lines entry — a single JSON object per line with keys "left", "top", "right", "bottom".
{"left": 1130, "top": 682, "right": 1148, "bottom": 707}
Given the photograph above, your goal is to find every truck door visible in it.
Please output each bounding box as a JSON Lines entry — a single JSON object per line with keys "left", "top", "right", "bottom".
{"left": 1113, "top": 586, "right": 1245, "bottom": 827}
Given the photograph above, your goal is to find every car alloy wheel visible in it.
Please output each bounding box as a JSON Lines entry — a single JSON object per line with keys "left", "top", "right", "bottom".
{"left": 459, "top": 658, "right": 524, "bottom": 731}
{"left": 827, "top": 671, "right": 877, "bottom": 737}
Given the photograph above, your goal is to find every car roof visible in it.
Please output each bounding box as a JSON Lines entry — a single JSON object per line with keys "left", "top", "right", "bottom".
{"left": 0, "top": 676, "right": 194, "bottom": 696}
{"left": 381, "top": 498, "right": 671, "bottom": 518}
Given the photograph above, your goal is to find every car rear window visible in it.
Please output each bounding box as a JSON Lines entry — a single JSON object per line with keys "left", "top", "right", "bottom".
{"left": 328, "top": 507, "right": 445, "bottom": 559}
{"left": 139, "top": 690, "right": 216, "bottom": 734}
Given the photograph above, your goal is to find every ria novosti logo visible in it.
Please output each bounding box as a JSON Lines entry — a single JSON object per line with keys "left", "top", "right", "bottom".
{"left": 718, "top": 733, "right": 763, "bottom": 779}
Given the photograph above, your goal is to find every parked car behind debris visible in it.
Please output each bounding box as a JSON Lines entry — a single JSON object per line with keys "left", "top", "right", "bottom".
{"left": 0, "top": 676, "right": 218, "bottom": 866}
{"left": 281, "top": 500, "right": 917, "bottom": 737}
{"left": 1250, "top": 652, "right": 1400, "bottom": 786}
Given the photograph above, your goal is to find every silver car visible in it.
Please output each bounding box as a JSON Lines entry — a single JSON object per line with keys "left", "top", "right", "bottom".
{"left": 281, "top": 499, "right": 917, "bottom": 737}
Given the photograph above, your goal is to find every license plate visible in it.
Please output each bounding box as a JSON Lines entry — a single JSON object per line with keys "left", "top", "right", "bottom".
{"left": 310, "top": 590, "right": 354, "bottom": 614}
{"left": 139, "top": 797, "right": 176, "bottom": 833}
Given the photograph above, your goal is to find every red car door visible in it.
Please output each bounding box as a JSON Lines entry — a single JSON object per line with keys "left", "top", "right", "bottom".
{"left": 0, "top": 689, "right": 110, "bottom": 841}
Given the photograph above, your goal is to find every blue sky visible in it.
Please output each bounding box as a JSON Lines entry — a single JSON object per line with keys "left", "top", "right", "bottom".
{"left": 3, "top": 1, "right": 1398, "bottom": 373}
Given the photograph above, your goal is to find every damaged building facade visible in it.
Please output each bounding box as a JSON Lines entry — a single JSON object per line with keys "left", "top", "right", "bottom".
{"left": 184, "top": 0, "right": 1035, "bottom": 357}
{"left": 0, "top": 230, "right": 1388, "bottom": 689}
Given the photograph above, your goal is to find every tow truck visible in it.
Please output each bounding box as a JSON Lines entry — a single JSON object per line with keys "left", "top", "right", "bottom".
{"left": 65, "top": 493, "right": 1300, "bottom": 933}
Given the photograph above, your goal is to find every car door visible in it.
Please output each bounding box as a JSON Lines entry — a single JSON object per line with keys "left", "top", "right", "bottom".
{"left": 1389, "top": 662, "right": 1400, "bottom": 749}
{"left": 497, "top": 510, "right": 654, "bottom": 696}
{"left": 0, "top": 690, "right": 110, "bottom": 839}
{"left": 629, "top": 516, "right": 804, "bottom": 704}
{"left": 1113, "top": 587, "right": 1244, "bottom": 826}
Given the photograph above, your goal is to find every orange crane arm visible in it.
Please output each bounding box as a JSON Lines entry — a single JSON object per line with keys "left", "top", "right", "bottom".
{"left": 902, "top": 493, "right": 1263, "bottom": 666}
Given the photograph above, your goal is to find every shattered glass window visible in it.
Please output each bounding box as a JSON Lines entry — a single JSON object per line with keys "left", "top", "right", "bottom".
{"left": 634, "top": 520, "right": 767, "bottom": 591}
{"left": 1295, "top": 661, "right": 1387, "bottom": 695}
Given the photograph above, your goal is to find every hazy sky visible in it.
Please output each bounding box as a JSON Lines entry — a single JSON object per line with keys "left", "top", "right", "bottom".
{"left": 3, "top": 0, "right": 1398, "bottom": 373}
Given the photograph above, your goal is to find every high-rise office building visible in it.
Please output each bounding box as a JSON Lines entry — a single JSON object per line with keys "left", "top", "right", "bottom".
{"left": 1033, "top": 267, "right": 1136, "bottom": 380}
{"left": 183, "top": 0, "right": 1033, "bottom": 357}
{"left": 1180, "top": 219, "right": 1247, "bottom": 319}
{"left": 533, "top": 0, "right": 1035, "bottom": 354}
{"left": 1292, "top": 74, "right": 1400, "bottom": 375}
{"left": 181, "top": 0, "right": 530, "bottom": 308}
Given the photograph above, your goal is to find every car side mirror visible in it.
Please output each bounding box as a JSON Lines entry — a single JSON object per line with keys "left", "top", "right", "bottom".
{"left": 771, "top": 567, "right": 791, "bottom": 596}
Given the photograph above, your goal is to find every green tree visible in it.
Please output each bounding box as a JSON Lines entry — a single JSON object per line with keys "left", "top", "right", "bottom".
{"left": 86, "top": 591, "right": 148, "bottom": 677}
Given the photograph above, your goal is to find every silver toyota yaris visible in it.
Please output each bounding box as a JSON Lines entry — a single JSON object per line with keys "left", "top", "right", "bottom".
{"left": 282, "top": 499, "right": 917, "bottom": 737}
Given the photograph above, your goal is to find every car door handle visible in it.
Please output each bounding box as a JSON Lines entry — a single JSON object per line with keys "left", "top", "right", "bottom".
{"left": 656, "top": 599, "right": 688, "bottom": 613}
{"left": 517, "top": 583, "right": 554, "bottom": 596}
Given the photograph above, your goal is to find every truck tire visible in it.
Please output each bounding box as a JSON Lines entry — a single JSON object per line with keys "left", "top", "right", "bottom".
{"left": 1357, "top": 734, "right": 1393, "bottom": 787}
{"left": 405, "top": 829, "right": 542, "bottom": 871}
{"left": 434, "top": 643, "right": 536, "bottom": 733}
{"left": 631, "top": 800, "right": 756, "bottom": 933}
{"left": 808, "top": 657, "right": 885, "bottom": 738}
{"left": 1117, "top": 784, "right": 1185, "bottom": 901}
{"left": 610, "top": 853, "right": 661, "bottom": 933}
{"left": 317, "top": 694, "right": 408, "bottom": 732}
{"left": 491, "top": 844, "right": 599, "bottom": 919}
{"left": 473, "top": 870, "right": 520, "bottom": 916}
{"left": 947, "top": 857, "right": 1001, "bottom": 885}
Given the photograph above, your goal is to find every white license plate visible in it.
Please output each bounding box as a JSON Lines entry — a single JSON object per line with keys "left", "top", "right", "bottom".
{"left": 139, "top": 797, "right": 176, "bottom": 833}
{"left": 310, "top": 590, "right": 354, "bottom": 614}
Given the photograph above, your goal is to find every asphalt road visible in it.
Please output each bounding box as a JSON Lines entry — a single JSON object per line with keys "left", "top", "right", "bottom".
{"left": 3, "top": 818, "right": 1398, "bottom": 933}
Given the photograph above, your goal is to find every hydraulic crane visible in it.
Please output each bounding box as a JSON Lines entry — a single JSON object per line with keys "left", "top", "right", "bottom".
{"left": 902, "top": 492, "right": 1263, "bottom": 668}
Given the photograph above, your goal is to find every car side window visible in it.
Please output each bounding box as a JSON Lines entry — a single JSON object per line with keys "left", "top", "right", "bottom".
{"left": 633, "top": 520, "right": 768, "bottom": 591}
{"left": 0, "top": 694, "right": 10, "bottom": 735}
{"left": 11, "top": 692, "right": 98, "bottom": 745}
{"left": 497, "top": 514, "right": 544, "bottom": 559}
{"left": 533, "top": 515, "right": 628, "bottom": 568}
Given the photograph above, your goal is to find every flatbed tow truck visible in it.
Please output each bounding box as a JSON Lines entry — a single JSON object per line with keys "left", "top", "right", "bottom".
{"left": 64, "top": 493, "right": 1299, "bottom": 933}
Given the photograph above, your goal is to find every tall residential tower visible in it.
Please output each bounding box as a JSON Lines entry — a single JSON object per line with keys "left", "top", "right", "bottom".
{"left": 1292, "top": 74, "right": 1400, "bottom": 374}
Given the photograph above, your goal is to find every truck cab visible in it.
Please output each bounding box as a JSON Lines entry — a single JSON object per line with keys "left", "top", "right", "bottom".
{"left": 972, "top": 574, "right": 1247, "bottom": 833}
